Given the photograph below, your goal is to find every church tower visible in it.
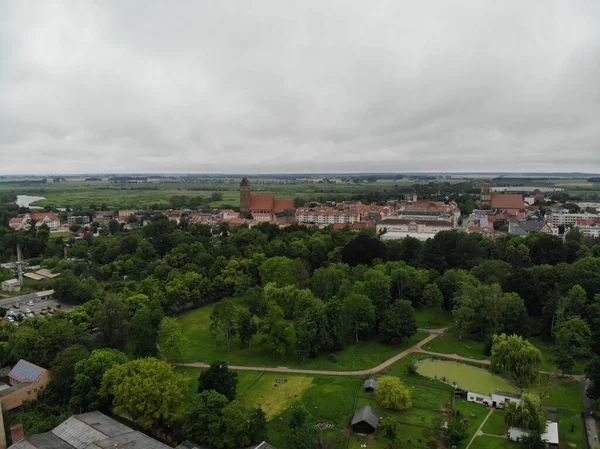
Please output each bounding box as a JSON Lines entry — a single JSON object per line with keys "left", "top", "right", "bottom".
{"left": 480, "top": 183, "right": 492, "bottom": 206}
{"left": 240, "top": 178, "right": 251, "bottom": 213}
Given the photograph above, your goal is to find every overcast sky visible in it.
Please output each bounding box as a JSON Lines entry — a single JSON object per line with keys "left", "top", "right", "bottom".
{"left": 1, "top": 1, "right": 599, "bottom": 174}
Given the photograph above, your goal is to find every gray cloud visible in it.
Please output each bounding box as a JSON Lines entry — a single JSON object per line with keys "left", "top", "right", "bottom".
{"left": 1, "top": 0, "right": 600, "bottom": 174}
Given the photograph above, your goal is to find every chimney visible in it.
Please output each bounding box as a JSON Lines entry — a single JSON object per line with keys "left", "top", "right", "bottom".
{"left": 16, "top": 245, "right": 23, "bottom": 287}
{"left": 10, "top": 424, "right": 24, "bottom": 443}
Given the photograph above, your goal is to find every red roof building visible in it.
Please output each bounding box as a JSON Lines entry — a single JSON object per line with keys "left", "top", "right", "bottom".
{"left": 490, "top": 194, "right": 525, "bottom": 213}
{"left": 239, "top": 179, "right": 295, "bottom": 222}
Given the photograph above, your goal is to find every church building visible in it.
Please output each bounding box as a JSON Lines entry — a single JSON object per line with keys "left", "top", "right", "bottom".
{"left": 240, "top": 178, "right": 295, "bottom": 222}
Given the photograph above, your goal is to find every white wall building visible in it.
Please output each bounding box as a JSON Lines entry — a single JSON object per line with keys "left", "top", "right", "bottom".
{"left": 508, "top": 422, "right": 559, "bottom": 448}
{"left": 1, "top": 279, "right": 21, "bottom": 292}
{"left": 547, "top": 211, "right": 600, "bottom": 226}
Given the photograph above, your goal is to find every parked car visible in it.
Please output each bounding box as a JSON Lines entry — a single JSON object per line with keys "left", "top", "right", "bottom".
{"left": 25, "top": 308, "right": 31, "bottom": 313}
{"left": 7, "top": 317, "right": 14, "bottom": 322}
{"left": 26, "top": 301, "right": 34, "bottom": 306}
{"left": 40, "top": 311, "right": 48, "bottom": 316}
{"left": 48, "top": 309, "right": 57, "bottom": 314}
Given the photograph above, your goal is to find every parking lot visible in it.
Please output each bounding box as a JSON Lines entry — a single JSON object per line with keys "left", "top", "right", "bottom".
{"left": 0, "top": 290, "right": 73, "bottom": 323}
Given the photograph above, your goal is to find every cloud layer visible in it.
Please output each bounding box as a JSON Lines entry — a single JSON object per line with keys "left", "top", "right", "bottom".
{"left": 1, "top": 0, "right": 599, "bottom": 174}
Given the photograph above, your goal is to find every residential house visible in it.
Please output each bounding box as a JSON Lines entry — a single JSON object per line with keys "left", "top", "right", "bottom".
{"left": 350, "top": 405, "right": 380, "bottom": 434}
{"left": 9, "top": 214, "right": 61, "bottom": 231}
{"left": 67, "top": 215, "right": 90, "bottom": 225}
{"left": 508, "top": 219, "right": 555, "bottom": 236}
{"left": 491, "top": 390, "right": 521, "bottom": 409}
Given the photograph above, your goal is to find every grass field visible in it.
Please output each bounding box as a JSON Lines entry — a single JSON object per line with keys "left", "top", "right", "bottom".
{"left": 414, "top": 308, "right": 455, "bottom": 329}
{"left": 417, "top": 360, "right": 516, "bottom": 395}
{"left": 481, "top": 410, "right": 506, "bottom": 436}
{"left": 468, "top": 435, "right": 515, "bottom": 449}
{"left": 422, "top": 335, "right": 488, "bottom": 360}
{"left": 177, "top": 302, "right": 428, "bottom": 371}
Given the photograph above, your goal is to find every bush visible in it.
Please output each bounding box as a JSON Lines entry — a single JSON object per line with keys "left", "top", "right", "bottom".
{"left": 406, "top": 359, "right": 418, "bottom": 375}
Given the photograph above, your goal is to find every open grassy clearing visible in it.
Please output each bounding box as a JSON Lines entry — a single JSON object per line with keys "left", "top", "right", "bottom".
{"left": 481, "top": 410, "right": 506, "bottom": 436}
{"left": 414, "top": 308, "right": 455, "bottom": 329}
{"left": 177, "top": 302, "right": 429, "bottom": 371}
{"left": 422, "top": 335, "right": 488, "bottom": 360}
{"left": 417, "top": 360, "right": 516, "bottom": 395}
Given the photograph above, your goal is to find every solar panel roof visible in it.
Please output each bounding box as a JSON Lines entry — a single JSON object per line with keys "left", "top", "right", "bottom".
{"left": 8, "top": 359, "right": 45, "bottom": 383}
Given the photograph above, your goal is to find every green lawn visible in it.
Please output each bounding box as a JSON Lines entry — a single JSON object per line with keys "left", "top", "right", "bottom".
{"left": 481, "top": 410, "right": 506, "bottom": 436}
{"left": 417, "top": 360, "right": 516, "bottom": 395}
{"left": 414, "top": 308, "right": 455, "bottom": 329}
{"left": 177, "top": 303, "right": 428, "bottom": 371}
{"left": 422, "top": 335, "right": 488, "bottom": 360}
{"left": 49, "top": 231, "right": 73, "bottom": 239}
{"left": 532, "top": 375, "right": 585, "bottom": 449}
{"left": 453, "top": 400, "right": 490, "bottom": 449}
{"left": 469, "top": 435, "right": 517, "bottom": 449}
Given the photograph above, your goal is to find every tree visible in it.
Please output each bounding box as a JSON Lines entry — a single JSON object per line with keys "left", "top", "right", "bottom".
{"left": 504, "top": 393, "right": 546, "bottom": 434}
{"left": 210, "top": 300, "right": 237, "bottom": 353}
{"left": 9, "top": 316, "right": 86, "bottom": 367}
{"left": 380, "top": 300, "right": 417, "bottom": 344}
{"left": 586, "top": 356, "right": 600, "bottom": 400}
{"left": 50, "top": 344, "right": 90, "bottom": 397}
{"left": 340, "top": 234, "right": 387, "bottom": 267}
{"left": 520, "top": 431, "right": 547, "bottom": 449}
{"left": 197, "top": 360, "right": 238, "bottom": 401}
{"left": 491, "top": 334, "right": 541, "bottom": 384}
{"left": 101, "top": 358, "right": 188, "bottom": 429}
{"left": 221, "top": 401, "right": 266, "bottom": 448}
{"left": 157, "top": 317, "right": 188, "bottom": 362}
{"left": 180, "top": 390, "right": 229, "bottom": 448}
{"left": 555, "top": 316, "right": 591, "bottom": 374}
{"left": 260, "top": 304, "right": 290, "bottom": 358}
{"left": 259, "top": 256, "right": 309, "bottom": 288}
{"left": 284, "top": 402, "right": 316, "bottom": 449}
{"left": 236, "top": 307, "right": 258, "bottom": 349}
{"left": 295, "top": 297, "right": 329, "bottom": 360}
{"left": 452, "top": 294, "right": 476, "bottom": 339}
{"left": 70, "top": 348, "right": 129, "bottom": 411}
{"left": 129, "top": 301, "right": 164, "bottom": 357}
{"left": 444, "top": 415, "right": 469, "bottom": 447}
{"left": 341, "top": 293, "right": 376, "bottom": 343}
{"left": 422, "top": 283, "right": 443, "bottom": 327}
{"left": 375, "top": 376, "right": 412, "bottom": 410}
{"left": 94, "top": 296, "right": 129, "bottom": 350}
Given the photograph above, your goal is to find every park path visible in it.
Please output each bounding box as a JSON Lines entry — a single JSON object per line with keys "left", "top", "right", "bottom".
{"left": 174, "top": 328, "right": 585, "bottom": 381}
{"left": 174, "top": 328, "right": 493, "bottom": 376}
{"left": 465, "top": 408, "right": 494, "bottom": 449}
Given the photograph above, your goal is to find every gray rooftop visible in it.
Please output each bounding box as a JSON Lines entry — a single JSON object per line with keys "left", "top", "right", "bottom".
{"left": 364, "top": 379, "right": 378, "bottom": 389}
{"left": 492, "top": 389, "right": 521, "bottom": 400}
{"left": 351, "top": 405, "right": 380, "bottom": 430}
{"left": 9, "top": 411, "right": 171, "bottom": 449}
{"left": 9, "top": 359, "right": 46, "bottom": 383}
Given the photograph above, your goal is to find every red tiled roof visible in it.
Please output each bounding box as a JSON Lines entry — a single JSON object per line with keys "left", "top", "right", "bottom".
{"left": 9, "top": 217, "right": 24, "bottom": 223}
{"left": 229, "top": 218, "right": 247, "bottom": 225}
{"left": 249, "top": 194, "right": 274, "bottom": 211}
{"left": 31, "top": 213, "right": 59, "bottom": 222}
{"left": 490, "top": 194, "right": 524, "bottom": 210}
{"left": 273, "top": 199, "right": 294, "bottom": 213}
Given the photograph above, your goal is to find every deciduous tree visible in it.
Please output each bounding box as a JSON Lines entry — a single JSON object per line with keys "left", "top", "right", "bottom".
{"left": 157, "top": 317, "right": 188, "bottom": 362}
{"left": 504, "top": 393, "right": 546, "bottom": 433}
{"left": 491, "top": 334, "right": 541, "bottom": 384}
{"left": 342, "top": 293, "right": 376, "bottom": 343}
{"left": 375, "top": 376, "right": 412, "bottom": 410}
{"left": 210, "top": 300, "right": 237, "bottom": 353}
{"left": 380, "top": 300, "right": 417, "bottom": 345}
{"left": 197, "top": 360, "right": 238, "bottom": 401}
{"left": 101, "top": 358, "right": 188, "bottom": 429}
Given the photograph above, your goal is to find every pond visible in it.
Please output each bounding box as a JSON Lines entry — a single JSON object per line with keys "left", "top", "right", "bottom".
{"left": 417, "top": 360, "right": 516, "bottom": 395}
{"left": 15, "top": 195, "right": 46, "bottom": 208}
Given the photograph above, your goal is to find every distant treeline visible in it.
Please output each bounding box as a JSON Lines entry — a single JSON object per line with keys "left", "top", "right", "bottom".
{"left": 588, "top": 178, "right": 600, "bottom": 183}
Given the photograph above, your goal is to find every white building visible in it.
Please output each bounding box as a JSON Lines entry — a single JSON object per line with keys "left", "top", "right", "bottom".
{"left": 548, "top": 211, "right": 600, "bottom": 226}
{"left": 467, "top": 392, "right": 492, "bottom": 406}
{"left": 492, "top": 390, "right": 521, "bottom": 409}
{"left": 296, "top": 207, "right": 361, "bottom": 225}
{"left": 376, "top": 218, "right": 453, "bottom": 238}
{"left": 508, "top": 422, "right": 559, "bottom": 448}
{"left": 67, "top": 215, "right": 91, "bottom": 224}
{"left": 1, "top": 279, "right": 21, "bottom": 292}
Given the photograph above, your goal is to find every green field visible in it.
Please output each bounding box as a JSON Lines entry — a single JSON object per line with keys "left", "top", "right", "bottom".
{"left": 414, "top": 308, "right": 455, "bottom": 329}
{"left": 468, "top": 435, "right": 516, "bottom": 449}
{"left": 422, "top": 335, "right": 488, "bottom": 360}
{"left": 417, "top": 360, "right": 516, "bottom": 395}
{"left": 177, "top": 302, "right": 429, "bottom": 371}
{"left": 529, "top": 336, "right": 586, "bottom": 375}
{"left": 481, "top": 410, "right": 506, "bottom": 436}
{"left": 454, "top": 400, "right": 491, "bottom": 449}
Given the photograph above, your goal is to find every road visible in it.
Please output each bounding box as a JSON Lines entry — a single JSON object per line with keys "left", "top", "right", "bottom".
{"left": 582, "top": 378, "right": 598, "bottom": 448}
